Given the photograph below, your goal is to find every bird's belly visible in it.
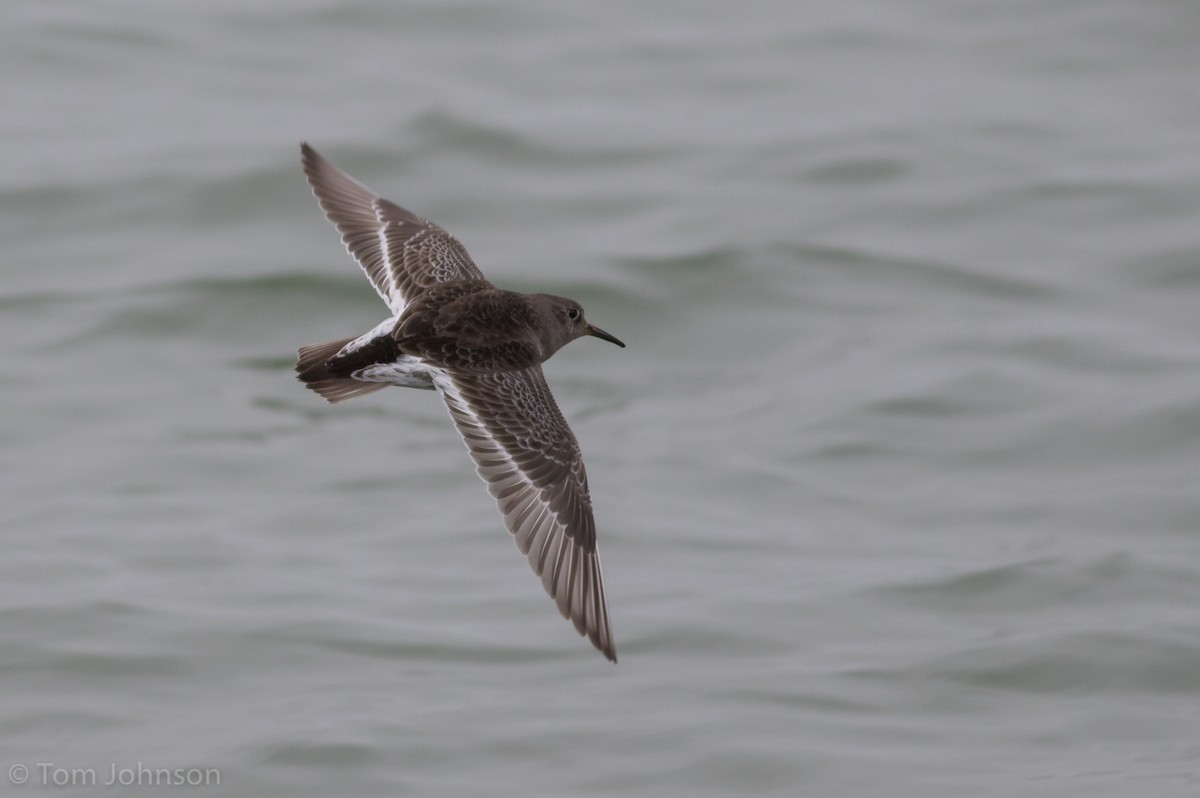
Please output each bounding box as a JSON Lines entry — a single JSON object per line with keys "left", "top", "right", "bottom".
{"left": 352, "top": 355, "right": 435, "bottom": 390}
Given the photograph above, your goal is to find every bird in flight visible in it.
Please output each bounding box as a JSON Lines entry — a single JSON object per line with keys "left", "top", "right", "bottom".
{"left": 295, "top": 143, "right": 623, "bottom": 662}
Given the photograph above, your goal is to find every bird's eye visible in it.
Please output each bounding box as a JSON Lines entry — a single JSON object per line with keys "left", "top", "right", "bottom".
{"left": 567, "top": 307, "right": 581, "bottom": 320}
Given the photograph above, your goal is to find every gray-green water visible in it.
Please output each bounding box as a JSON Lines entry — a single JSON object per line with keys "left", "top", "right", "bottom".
{"left": 4, "top": 2, "right": 1200, "bottom": 796}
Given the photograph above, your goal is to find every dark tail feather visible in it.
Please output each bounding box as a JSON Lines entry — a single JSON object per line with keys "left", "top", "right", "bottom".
{"left": 295, "top": 337, "right": 389, "bottom": 404}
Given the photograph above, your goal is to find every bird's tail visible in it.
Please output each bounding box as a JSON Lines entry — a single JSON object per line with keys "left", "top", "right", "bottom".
{"left": 295, "top": 337, "right": 389, "bottom": 403}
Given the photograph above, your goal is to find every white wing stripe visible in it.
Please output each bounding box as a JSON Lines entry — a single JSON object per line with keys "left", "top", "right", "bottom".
{"left": 430, "top": 370, "right": 615, "bottom": 659}
{"left": 375, "top": 217, "right": 401, "bottom": 313}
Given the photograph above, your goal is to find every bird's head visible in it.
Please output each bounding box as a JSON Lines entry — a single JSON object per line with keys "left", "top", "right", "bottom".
{"left": 534, "top": 294, "right": 625, "bottom": 358}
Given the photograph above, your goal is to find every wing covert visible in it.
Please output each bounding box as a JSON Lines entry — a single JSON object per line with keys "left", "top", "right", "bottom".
{"left": 431, "top": 367, "right": 616, "bottom": 662}
{"left": 301, "top": 143, "right": 487, "bottom": 314}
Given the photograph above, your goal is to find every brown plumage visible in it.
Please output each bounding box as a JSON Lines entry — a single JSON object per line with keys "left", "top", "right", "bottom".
{"left": 294, "top": 143, "right": 624, "bottom": 662}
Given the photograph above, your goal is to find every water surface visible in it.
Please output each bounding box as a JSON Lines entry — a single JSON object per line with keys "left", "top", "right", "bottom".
{"left": 3, "top": 1, "right": 1200, "bottom": 796}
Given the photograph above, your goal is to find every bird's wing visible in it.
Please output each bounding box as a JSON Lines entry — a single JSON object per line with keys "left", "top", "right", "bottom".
{"left": 432, "top": 366, "right": 617, "bottom": 662}
{"left": 301, "top": 143, "right": 487, "bottom": 315}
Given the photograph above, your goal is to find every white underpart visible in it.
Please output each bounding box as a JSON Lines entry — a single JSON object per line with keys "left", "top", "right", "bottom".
{"left": 333, "top": 314, "right": 436, "bottom": 389}
{"left": 342, "top": 315, "right": 400, "bottom": 353}
{"left": 353, "top": 355, "right": 434, "bottom": 389}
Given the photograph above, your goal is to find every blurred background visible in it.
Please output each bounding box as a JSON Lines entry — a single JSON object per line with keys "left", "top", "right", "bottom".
{"left": 3, "top": 1, "right": 1200, "bottom": 796}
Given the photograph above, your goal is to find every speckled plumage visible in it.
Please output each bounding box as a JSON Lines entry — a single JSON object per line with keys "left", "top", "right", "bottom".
{"left": 294, "top": 144, "right": 624, "bottom": 662}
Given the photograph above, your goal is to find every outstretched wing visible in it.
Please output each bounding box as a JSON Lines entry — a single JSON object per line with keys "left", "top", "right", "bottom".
{"left": 432, "top": 367, "right": 617, "bottom": 662}
{"left": 301, "top": 143, "right": 487, "bottom": 315}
